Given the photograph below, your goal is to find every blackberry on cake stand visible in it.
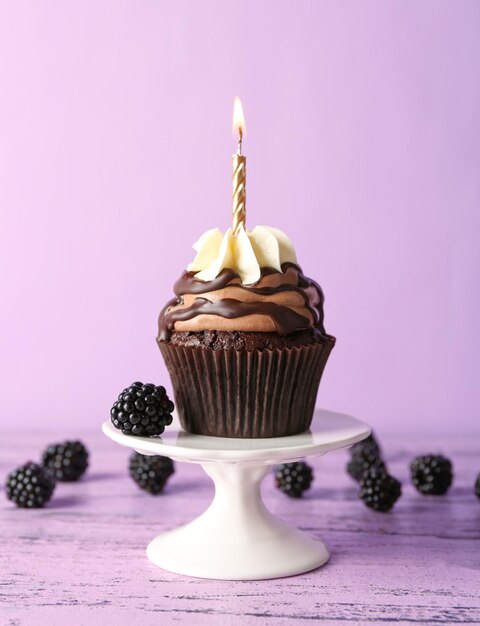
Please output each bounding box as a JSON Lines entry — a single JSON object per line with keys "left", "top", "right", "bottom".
{"left": 103, "top": 408, "right": 370, "bottom": 581}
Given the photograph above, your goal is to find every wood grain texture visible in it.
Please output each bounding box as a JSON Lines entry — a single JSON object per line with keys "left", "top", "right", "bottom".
{"left": 1, "top": 430, "right": 479, "bottom": 625}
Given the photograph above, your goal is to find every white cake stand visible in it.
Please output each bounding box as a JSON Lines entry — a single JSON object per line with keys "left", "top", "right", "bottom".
{"left": 102, "top": 409, "right": 369, "bottom": 581}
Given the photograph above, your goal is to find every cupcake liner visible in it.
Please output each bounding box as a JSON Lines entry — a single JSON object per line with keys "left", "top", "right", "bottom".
{"left": 159, "top": 336, "right": 335, "bottom": 438}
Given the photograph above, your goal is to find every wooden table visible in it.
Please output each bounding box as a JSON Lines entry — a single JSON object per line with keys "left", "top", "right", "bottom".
{"left": 1, "top": 430, "right": 479, "bottom": 625}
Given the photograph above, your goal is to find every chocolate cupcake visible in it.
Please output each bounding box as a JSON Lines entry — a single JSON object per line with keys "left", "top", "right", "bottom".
{"left": 157, "top": 225, "right": 335, "bottom": 438}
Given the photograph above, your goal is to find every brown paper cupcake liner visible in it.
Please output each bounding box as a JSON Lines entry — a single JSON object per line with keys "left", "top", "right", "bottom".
{"left": 159, "top": 335, "right": 335, "bottom": 438}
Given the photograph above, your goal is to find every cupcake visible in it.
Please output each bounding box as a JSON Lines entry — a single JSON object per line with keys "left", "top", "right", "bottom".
{"left": 157, "top": 225, "right": 335, "bottom": 438}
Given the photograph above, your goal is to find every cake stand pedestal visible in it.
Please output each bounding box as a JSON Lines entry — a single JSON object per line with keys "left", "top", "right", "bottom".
{"left": 102, "top": 409, "right": 370, "bottom": 581}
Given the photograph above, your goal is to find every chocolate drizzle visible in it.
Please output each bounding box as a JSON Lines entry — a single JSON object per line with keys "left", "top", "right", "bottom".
{"left": 159, "top": 263, "right": 327, "bottom": 341}
{"left": 173, "top": 268, "right": 239, "bottom": 296}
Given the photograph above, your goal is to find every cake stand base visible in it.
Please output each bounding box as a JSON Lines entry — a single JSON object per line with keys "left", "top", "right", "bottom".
{"left": 146, "top": 462, "right": 328, "bottom": 580}
{"left": 102, "top": 409, "right": 370, "bottom": 581}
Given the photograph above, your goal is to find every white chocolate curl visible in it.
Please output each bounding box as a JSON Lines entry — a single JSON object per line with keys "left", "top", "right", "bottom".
{"left": 187, "top": 225, "right": 297, "bottom": 285}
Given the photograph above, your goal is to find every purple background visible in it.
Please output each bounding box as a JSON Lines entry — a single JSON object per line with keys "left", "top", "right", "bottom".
{"left": 1, "top": 1, "right": 479, "bottom": 434}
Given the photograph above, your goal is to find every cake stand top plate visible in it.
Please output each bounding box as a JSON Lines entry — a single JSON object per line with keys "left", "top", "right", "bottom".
{"left": 102, "top": 409, "right": 370, "bottom": 465}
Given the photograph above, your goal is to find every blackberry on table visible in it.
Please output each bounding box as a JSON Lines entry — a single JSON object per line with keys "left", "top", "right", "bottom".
{"left": 347, "top": 447, "right": 386, "bottom": 482}
{"left": 6, "top": 462, "right": 56, "bottom": 508}
{"left": 410, "top": 455, "right": 453, "bottom": 495}
{"left": 275, "top": 461, "right": 313, "bottom": 498}
{"left": 129, "top": 452, "right": 174, "bottom": 494}
{"left": 350, "top": 432, "right": 381, "bottom": 458}
{"left": 359, "top": 468, "right": 402, "bottom": 512}
{"left": 111, "top": 381, "right": 174, "bottom": 437}
{"left": 42, "top": 440, "right": 89, "bottom": 482}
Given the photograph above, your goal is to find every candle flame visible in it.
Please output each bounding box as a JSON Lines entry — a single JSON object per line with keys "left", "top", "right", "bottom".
{"left": 232, "top": 97, "right": 246, "bottom": 137}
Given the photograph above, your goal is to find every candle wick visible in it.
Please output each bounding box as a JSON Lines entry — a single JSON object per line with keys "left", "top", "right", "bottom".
{"left": 237, "top": 129, "right": 243, "bottom": 155}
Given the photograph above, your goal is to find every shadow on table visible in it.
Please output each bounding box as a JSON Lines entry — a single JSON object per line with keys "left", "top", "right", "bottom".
{"left": 166, "top": 480, "right": 213, "bottom": 496}
{"left": 306, "top": 485, "right": 358, "bottom": 501}
{"left": 82, "top": 471, "right": 122, "bottom": 483}
{"left": 47, "top": 495, "right": 89, "bottom": 509}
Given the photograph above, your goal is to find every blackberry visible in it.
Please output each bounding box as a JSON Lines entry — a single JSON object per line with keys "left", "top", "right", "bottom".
{"left": 475, "top": 474, "right": 480, "bottom": 500}
{"left": 410, "top": 455, "right": 453, "bottom": 495}
{"left": 111, "top": 381, "right": 174, "bottom": 436}
{"left": 42, "top": 440, "right": 89, "bottom": 482}
{"left": 6, "top": 462, "right": 55, "bottom": 508}
{"left": 347, "top": 447, "right": 386, "bottom": 482}
{"left": 129, "top": 452, "right": 174, "bottom": 494}
{"left": 359, "top": 468, "right": 402, "bottom": 512}
{"left": 350, "top": 432, "right": 381, "bottom": 457}
{"left": 275, "top": 461, "right": 313, "bottom": 498}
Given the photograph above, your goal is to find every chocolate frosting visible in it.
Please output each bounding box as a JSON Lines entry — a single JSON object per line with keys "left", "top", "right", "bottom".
{"left": 158, "top": 263, "right": 327, "bottom": 341}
